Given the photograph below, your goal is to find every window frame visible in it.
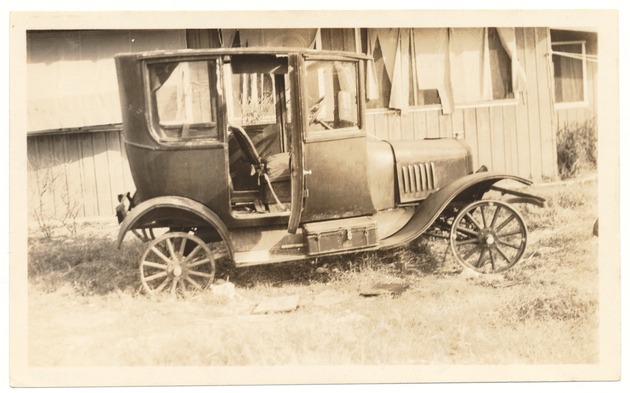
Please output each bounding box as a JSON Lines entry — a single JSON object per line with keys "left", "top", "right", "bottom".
{"left": 551, "top": 40, "right": 589, "bottom": 109}
{"left": 144, "top": 57, "right": 223, "bottom": 146}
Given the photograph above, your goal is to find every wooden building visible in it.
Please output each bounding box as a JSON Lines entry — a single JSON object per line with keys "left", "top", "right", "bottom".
{"left": 26, "top": 27, "right": 598, "bottom": 221}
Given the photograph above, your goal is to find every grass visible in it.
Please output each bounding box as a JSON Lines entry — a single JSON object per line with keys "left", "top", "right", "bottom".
{"left": 26, "top": 178, "right": 599, "bottom": 368}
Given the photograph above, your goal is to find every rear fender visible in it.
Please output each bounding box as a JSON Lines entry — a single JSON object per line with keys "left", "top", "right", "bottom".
{"left": 117, "top": 196, "right": 233, "bottom": 260}
{"left": 380, "top": 172, "right": 538, "bottom": 249}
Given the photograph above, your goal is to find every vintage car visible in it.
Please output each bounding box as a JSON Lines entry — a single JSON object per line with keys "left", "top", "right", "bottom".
{"left": 115, "top": 48, "right": 545, "bottom": 295}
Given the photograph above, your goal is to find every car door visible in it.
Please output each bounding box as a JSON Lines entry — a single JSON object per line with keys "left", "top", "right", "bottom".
{"left": 288, "top": 54, "right": 375, "bottom": 231}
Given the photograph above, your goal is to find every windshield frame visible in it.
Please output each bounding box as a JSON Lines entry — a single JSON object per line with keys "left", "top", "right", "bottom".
{"left": 301, "top": 55, "right": 364, "bottom": 143}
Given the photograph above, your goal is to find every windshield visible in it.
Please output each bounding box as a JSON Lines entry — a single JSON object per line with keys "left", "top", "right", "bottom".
{"left": 304, "top": 60, "right": 359, "bottom": 134}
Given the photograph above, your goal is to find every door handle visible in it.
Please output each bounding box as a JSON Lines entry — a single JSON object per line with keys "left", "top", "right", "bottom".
{"left": 303, "top": 169, "right": 313, "bottom": 176}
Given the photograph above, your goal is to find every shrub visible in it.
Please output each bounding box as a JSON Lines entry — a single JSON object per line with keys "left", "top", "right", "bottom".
{"left": 28, "top": 155, "right": 83, "bottom": 238}
{"left": 556, "top": 118, "right": 598, "bottom": 179}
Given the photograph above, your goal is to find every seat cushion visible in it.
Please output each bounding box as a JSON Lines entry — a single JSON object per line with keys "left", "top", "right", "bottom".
{"left": 264, "top": 152, "right": 291, "bottom": 182}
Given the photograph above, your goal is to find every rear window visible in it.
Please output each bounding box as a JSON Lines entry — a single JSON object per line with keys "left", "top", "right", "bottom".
{"left": 149, "top": 60, "right": 219, "bottom": 141}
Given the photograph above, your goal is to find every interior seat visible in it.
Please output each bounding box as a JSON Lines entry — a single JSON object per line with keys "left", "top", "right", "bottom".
{"left": 229, "top": 124, "right": 289, "bottom": 209}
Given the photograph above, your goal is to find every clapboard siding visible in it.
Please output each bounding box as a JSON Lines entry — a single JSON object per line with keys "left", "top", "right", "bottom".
{"left": 27, "top": 129, "right": 133, "bottom": 221}
{"left": 534, "top": 27, "right": 558, "bottom": 179}
{"left": 365, "top": 27, "right": 558, "bottom": 181}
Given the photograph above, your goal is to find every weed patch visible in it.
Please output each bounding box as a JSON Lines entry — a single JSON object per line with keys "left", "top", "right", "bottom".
{"left": 29, "top": 235, "right": 143, "bottom": 295}
{"left": 556, "top": 119, "right": 598, "bottom": 179}
{"left": 502, "top": 288, "right": 597, "bottom": 323}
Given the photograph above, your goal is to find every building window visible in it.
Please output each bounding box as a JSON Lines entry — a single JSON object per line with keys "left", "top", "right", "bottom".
{"left": 552, "top": 41, "right": 587, "bottom": 106}
{"left": 365, "top": 28, "right": 522, "bottom": 113}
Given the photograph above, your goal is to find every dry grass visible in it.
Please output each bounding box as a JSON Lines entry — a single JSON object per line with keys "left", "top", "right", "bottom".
{"left": 27, "top": 178, "right": 599, "bottom": 368}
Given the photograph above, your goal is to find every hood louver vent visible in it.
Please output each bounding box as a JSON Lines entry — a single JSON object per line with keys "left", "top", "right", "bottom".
{"left": 397, "top": 162, "right": 438, "bottom": 203}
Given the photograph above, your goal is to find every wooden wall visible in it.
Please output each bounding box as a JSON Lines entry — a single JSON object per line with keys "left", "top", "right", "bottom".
{"left": 365, "top": 27, "right": 558, "bottom": 181}
{"left": 27, "top": 128, "right": 133, "bottom": 221}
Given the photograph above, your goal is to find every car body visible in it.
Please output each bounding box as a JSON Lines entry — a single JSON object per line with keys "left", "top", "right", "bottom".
{"left": 115, "top": 48, "right": 544, "bottom": 294}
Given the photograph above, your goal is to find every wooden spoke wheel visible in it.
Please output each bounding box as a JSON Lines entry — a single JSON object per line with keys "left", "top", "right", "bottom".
{"left": 139, "top": 232, "right": 216, "bottom": 295}
{"left": 449, "top": 200, "right": 527, "bottom": 274}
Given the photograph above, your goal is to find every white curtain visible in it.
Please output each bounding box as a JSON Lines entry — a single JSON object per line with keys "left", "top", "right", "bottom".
{"left": 27, "top": 30, "right": 187, "bottom": 133}
{"left": 412, "top": 28, "right": 454, "bottom": 113}
{"left": 448, "top": 28, "right": 492, "bottom": 104}
{"left": 496, "top": 28, "right": 528, "bottom": 93}
{"left": 372, "top": 28, "right": 410, "bottom": 111}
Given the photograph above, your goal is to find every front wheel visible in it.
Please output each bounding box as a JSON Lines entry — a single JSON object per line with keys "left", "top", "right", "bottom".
{"left": 449, "top": 200, "right": 527, "bottom": 274}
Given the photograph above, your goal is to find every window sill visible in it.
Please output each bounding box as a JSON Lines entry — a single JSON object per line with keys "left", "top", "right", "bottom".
{"left": 554, "top": 101, "right": 589, "bottom": 110}
{"left": 366, "top": 98, "right": 520, "bottom": 115}
{"left": 454, "top": 98, "right": 520, "bottom": 110}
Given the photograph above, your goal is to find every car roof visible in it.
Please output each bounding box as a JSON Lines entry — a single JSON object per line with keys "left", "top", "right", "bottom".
{"left": 115, "top": 47, "right": 372, "bottom": 61}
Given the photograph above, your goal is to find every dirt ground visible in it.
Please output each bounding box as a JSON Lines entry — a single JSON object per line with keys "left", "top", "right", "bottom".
{"left": 22, "top": 176, "right": 603, "bottom": 382}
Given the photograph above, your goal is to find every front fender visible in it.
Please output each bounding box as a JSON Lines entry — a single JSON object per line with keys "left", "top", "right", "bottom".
{"left": 117, "top": 196, "right": 232, "bottom": 257}
{"left": 380, "top": 172, "right": 535, "bottom": 249}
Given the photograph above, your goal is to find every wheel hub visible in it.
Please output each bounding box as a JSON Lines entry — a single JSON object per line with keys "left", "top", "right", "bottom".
{"left": 479, "top": 229, "right": 497, "bottom": 248}
{"left": 173, "top": 264, "right": 183, "bottom": 277}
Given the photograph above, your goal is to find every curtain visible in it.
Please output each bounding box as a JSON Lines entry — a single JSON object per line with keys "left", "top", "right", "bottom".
{"left": 365, "top": 30, "right": 380, "bottom": 100}
{"left": 28, "top": 60, "right": 121, "bottom": 131}
{"left": 554, "top": 53, "right": 584, "bottom": 102}
{"left": 448, "top": 28, "right": 492, "bottom": 104}
{"left": 27, "top": 30, "right": 187, "bottom": 133}
{"left": 372, "top": 28, "right": 410, "bottom": 111}
{"left": 412, "top": 28, "right": 454, "bottom": 114}
{"left": 496, "top": 28, "right": 527, "bottom": 93}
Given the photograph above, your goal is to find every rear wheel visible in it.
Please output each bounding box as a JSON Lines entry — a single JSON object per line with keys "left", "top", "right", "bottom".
{"left": 139, "top": 232, "right": 216, "bottom": 295}
{"left": 449, "top": 200, "right": 527, "bottom": 273}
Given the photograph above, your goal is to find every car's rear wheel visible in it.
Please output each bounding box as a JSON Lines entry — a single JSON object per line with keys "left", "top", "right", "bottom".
{"left": 139, "top": 232, "right": 216, "bottom": 295}
{"left": 449, "top": 200, "right": 527, "bottom": 273}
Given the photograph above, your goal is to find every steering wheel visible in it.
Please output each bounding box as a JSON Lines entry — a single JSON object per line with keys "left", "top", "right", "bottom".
{"left": 308, "top": 97, "right": 333, "bottom": 130}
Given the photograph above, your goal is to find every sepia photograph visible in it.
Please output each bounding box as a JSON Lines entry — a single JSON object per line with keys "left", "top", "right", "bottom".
{"left": 8, "top": 6, "right": 621, "bottom": 388}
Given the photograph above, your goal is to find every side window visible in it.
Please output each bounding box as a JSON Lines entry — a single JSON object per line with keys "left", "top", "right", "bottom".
{"left": 149, "top": 60, "right": 218, "bottom": 141}
{"left": 304, "top": 60, "right": 359, "bottom": 134}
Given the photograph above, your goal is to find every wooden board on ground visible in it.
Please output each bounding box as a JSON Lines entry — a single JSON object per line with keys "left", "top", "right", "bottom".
{"left": 252, "top": 295, "right": 300, "bottom": 314}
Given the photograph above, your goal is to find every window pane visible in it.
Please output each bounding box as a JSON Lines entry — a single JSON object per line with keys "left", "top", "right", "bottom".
{"left": 150, "top": 60, "right": 218, "bottom": 140}
{"left": 228, "top": 72, "right": 277, "bottom": 126}
{"left": 305, "top": 60, "right": 359, "bottom": 133}
{"left": 417, "top": 89, "right": 441, "bottom": 105}
{"left": 553, "top": 43, "right": 585, "bottom": 103}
